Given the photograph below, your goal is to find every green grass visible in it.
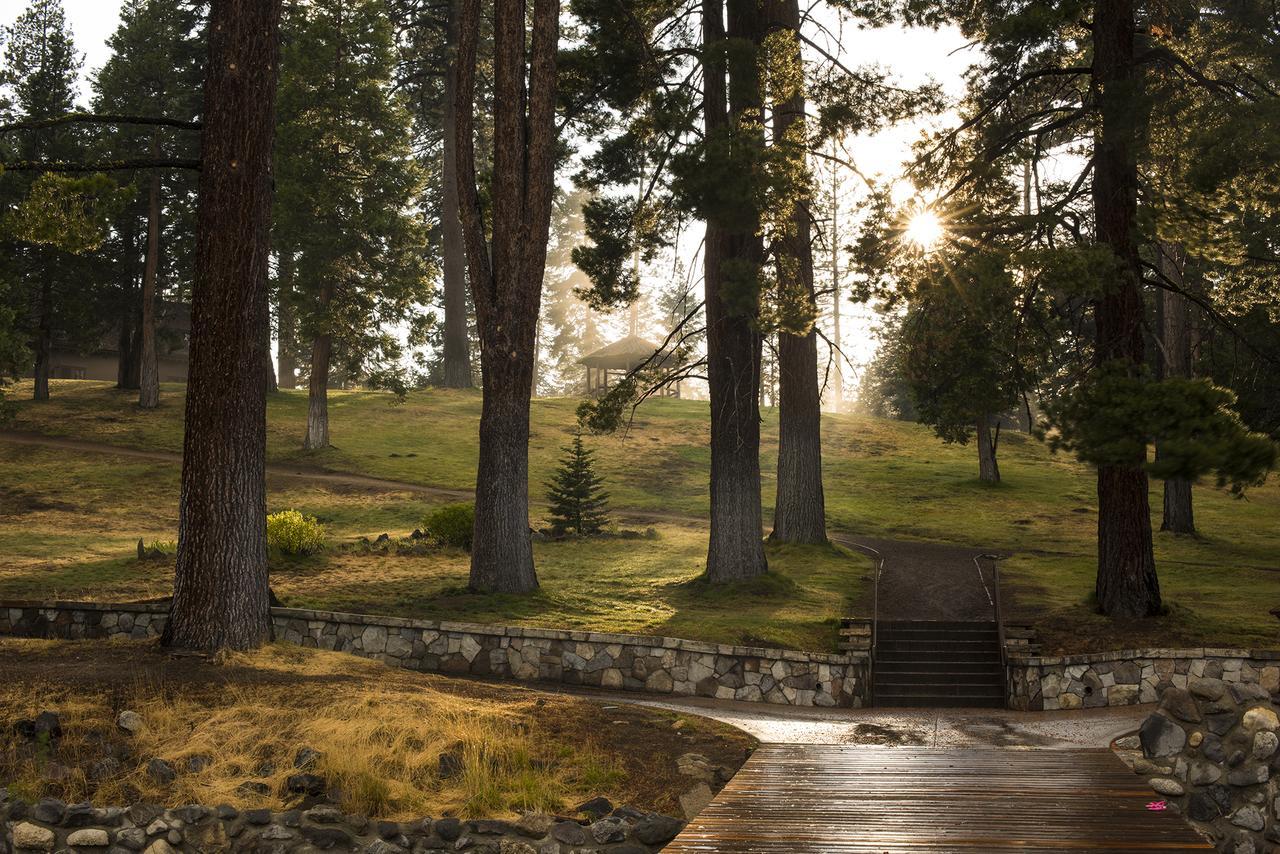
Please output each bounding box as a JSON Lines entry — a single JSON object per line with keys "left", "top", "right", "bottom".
{"left": 4, "top": 378, "right": 1280, "bottom": 653}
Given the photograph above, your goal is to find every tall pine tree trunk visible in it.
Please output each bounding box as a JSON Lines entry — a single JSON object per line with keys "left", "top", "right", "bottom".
{"left": 138, "top": 147, "right": 162, "bottom": 410}
{"left": 768, "top": 0, "right": 825, "bottom": 545}
{"left": 977, "top": 414, "right": 1000, "bottom": 484}
{"left": 702, "top": 0, "right": 768, "bottom": 581}
{"left": 32, "top": 274, "right": 52, "bottom": 400}
{"left": 1158, "top": 242, "right": 1194, "bottom": 534}
{"left": 440, "top": 0, "right": 473, "bottom": 389}
{"left": 1091, "top": 0, "right": 1160, "bottom": 618}
{"left": 276, "top": 251, "right": 298, "bottom": 389}
{"left": 453, "top": 0, "right": 558, "bottom": 592}
{"left": 304, "top": 285, "right": 332, "bottom": 450}
{"left": 263, "top": 308, "right": 278, "bottom": 394}
{"left": 163, "top": 0, "right": 282, "bottom": 653}
{"left": 117, "top": 215, "right": 141, "bottom": 389}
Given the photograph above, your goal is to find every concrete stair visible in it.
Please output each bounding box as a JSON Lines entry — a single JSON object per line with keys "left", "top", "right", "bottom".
{"left": 871, "top": 620, "right": 1006, "bottom": 708}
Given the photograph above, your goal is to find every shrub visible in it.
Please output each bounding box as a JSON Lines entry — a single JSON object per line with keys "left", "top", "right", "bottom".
{"left": 420, "top": 503, "right": 474, "bottom": 550}
{"left": 266, "top": 510, "right": 326, "bottom": 555}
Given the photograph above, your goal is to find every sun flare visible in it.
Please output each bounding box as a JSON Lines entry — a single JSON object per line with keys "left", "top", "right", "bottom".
{"left": 904, "top": 209, "right": 944, "bottom": 250}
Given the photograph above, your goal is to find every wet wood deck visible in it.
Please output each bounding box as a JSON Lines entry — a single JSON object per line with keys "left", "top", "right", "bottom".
{"left": 664, "top": 744, "right": 1212, "bottom": 853}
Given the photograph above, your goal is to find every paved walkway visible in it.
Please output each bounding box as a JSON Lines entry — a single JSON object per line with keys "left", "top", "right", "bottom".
{"left": 663, "top": 744, "right": 1211, "bottom": 853}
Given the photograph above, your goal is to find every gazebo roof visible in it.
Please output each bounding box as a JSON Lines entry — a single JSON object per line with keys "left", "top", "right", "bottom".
{"left": 578, "top": 334, "right": 666, "bottom": 370}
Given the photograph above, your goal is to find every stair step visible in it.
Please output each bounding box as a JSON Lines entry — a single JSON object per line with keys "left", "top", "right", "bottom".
{"left": 874, "top": 694, "right": 1007, "bottom": 709}
{"left": 877, "top": 620, "right": 996, "bottom": 630}
{"left": 875, "top": 668, "right": 1004, "bottom": 681}
{"left": 878, "top": 629, "right": 999, "bottom": 641}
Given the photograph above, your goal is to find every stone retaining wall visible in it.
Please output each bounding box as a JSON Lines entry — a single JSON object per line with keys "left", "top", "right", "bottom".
{"left": 0, "top": 796, "right": 685, "bottom": 853}
{"left": 0, "top": 602, "right": 871, "bottom": 708}
{"left": 1008, "top": 649, "right": 1280, "bottom": 711}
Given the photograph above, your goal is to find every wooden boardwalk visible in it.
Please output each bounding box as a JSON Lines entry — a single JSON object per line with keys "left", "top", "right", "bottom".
{"left": 664, "top": 745, "right": 1212, "bottom": 853}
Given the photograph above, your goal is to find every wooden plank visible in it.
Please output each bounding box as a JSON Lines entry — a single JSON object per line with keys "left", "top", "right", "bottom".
{"left": 664, "top": 745, "right": 1212, "bottom": 853}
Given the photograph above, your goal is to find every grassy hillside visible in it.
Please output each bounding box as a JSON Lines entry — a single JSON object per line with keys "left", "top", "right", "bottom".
{"left": 4, "top": 379, "right": 1279, "bottom": 653}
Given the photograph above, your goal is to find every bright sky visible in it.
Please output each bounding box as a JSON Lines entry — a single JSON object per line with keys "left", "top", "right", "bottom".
{"left": 4, "top": 1, "right": 977, "bottom": 399}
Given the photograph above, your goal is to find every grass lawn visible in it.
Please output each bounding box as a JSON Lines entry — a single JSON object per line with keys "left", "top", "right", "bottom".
{"left": 4, "top": 379, "right": 1279, "bottom": 653}
{"left": 0, "top": 638, "right": 754, "bottom": 819}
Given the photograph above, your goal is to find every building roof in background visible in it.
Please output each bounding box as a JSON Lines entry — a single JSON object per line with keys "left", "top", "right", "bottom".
{"left": 578, "top": 334, "right": 668, "bottom": 370}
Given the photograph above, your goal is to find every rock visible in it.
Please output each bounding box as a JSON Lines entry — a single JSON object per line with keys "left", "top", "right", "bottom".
{"left": 679, "top": 782, "right": 714, "bottom": 819}
{"left": 146, "top": 758, "right": 177, "bottom": 785}
{"left": 1140, "top": 714, "right": 1187, "bottom": 759}
{"left": 1190, "top": 678, "right": 1228, "bottom": 701}
{"left": 294, "top": 747, "right": 321, "bottom": 769}
{"left": 469, "top": 820, "right": 515, "bottom": 837}
{"left": 549, "top": 821, "right": 588, "bottom": 846}
{"left": 1189, "top": 763, "right": 1222, "bottom": 786}
{"left": 116, "top": 711, "right": 144, "bottom": 735}
{"left": 1189, "top": 731, "right": 1204, "bottom": 749}
{"left": 676, "top": 753, "right": 716, "bottom": 781}
{"left": 143, "top": 841, "right": 177, "bottom": 854}
{"left": 260, "top": 824, "right": 294, "bottom": 841}
{"left": 144, "top": 819, "right": 169, "bottom": 836}
{"left": 244, "top": 809, "right": 273, "bottom": 826}
{"left": 433, "top": 818, "right": 462, "bottom": 842}
{"left": 127, "top": 804, "right": 163, "bottom": 827}
{"left": 305, "top": 807, "right": 344, "bottom": 824}
{"left": 32, "top": 797, "right": 66, "bottom": 824}
{"left": 513, "top": 813, "right": 553, "bottom": 839}
{"left": 1160, "top": 689, "right": 1203, "bottom": 724}
{"left": 115, "top": 828, "right": 146, "bottom": 851}
{"left": 1203, "top": 734, "right": 1228, "bottom": 764}
{"left": 33, "top": 710, "right": 62, "bottom": 740}
{"left": 1231, "top": 804, "right": 1266, "bottom": 831}
{"left": 589, "top": 817, "right": 627, "bottom": 844}
{"left": 633, "top": 813, "right": 683, "bottom": 845}
{"left": 1208, "top": 713, "right": 1238, "bottom": 736}
{"left": 1230, "top": 684, "right": 1271, "bottom": 705}
{"left": 12, "top": 822, "right": 56, "bottom": 852}
{"left": 171, "top": 805, "right": 208, "bottom": 824}
{"left": 498, "top": 841, "right": 536, "bottom": 854}
{"left": 1242, "top": 707, "right": 1280, "bottom": 733}
{"left": 1226, "top": 764, "right": 1269, "bottom": 786}
{"left": 286, "top": 772, "right": 326, "bottom": 796}
{"left": 1188, "top": 792, "right": 1224, "bottom": 822}
{"left": 364, "top": 841, "right": 406, "bottom": 854}
{"left": 1253, "top": 730, "right": 1279, "bottom": 760}
{"left": 300, "top": 825, "right": 354, "bottom": 850}
{"left": 67, "top": 829, "right": 111, "bottom": 847}
{"left": 1114, "top": 735, "right": 1140, "bottom": 751}
{"left": 236, "top": 781, "right": 270, "bottom": 797}
{"left": 1149, "top": 778, "right": 1185, "bottom": 796}
{"left": 215, "top": 805, "right": 238, "bottom": 820}
{"left": 575, "top": 796, "right": 613, "bottom": 819}
{"left": 185, "top": 755, "right": 212, "bottom": 773}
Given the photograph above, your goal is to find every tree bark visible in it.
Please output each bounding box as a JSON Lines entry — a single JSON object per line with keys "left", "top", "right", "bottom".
{"left": 138, "top": 140, "right": 161, "bottom": 410}
{"left": 1157, "top": 242, "right": 1194, "bottom": 534}
{"left": 117, "top": 214, "right": 141, "bottom": 390}
{"left": 32, "top": 275, "right": 52, "bottom": 400}
{"left": 1091, "top": 0, "right": 1160, "bottom": 618}
{"left": 276, "top": 252, "right": 298, "bottom": 390}
{"left": 453, "top": 0, "right": 558, "bottom": 592}
{"left": 977, "top": 414, "right": 1000, "bottom": 484}
{"left": 768, "top": 0, "right": 825, "bottom": 545}
{"left": 163, "top": 0, "right": 282, "bottom": 653}
{"left": 440, "top": 0, "right": 472, "bottom": 389}
{"left": 304, "top": 286, "right": 332, "bottom": 451}
{"left": 702, "top": 0, "right": 768, "bottom": 581}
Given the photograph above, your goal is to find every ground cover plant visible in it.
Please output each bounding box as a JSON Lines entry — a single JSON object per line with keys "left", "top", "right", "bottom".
{"left": 0, "top": 638, "right": 753, "bottom": 819}
{"left": 4, "top": 380, "right": 1279, "bottom": 653}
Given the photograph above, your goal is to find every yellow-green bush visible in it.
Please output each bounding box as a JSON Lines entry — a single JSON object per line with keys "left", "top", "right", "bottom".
{"left": 266, "top": 510, "right": 326, "bottom": 555}
{"left": 420, "top": 503, "right": 474, "bottom": 550}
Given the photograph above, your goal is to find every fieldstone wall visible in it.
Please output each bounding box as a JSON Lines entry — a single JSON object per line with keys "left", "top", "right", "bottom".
{"left": 1115, "top": 681, "right": 1280, "bottom": 854}
{"left": 0, "top": 793, "right": 685, "bottom": 853}
{"left": 1008, "top": 649, "right": 1280, "bottom": 711}
{"left": 0, "top": 602, "right": 870, "bottom": 708}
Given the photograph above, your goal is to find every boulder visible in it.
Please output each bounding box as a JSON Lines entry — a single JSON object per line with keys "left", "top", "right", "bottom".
{"left": 632, "top": 814, "right": 683, "bottom": 845}
{"left": 1140, "top": 714, "right": 1187, "bottom": 759}
{"left": 574, "top": 796, "right": 613, "bottom": 819}
{"left": 66, "top": 828, "right": 111, "bottom": 847}
{"left": 12, "top": 822, "right": 56, "bottom": 852}
{"left": 146, "top": 758, "right": 176, "bottom": 785}
{"left": 116, "top": 711, "right": 144, "bottom": 735}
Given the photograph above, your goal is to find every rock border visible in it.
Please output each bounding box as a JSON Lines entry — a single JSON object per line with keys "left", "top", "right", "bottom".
{"left": 0, "top": 602, "right": 871, "bottom": 708}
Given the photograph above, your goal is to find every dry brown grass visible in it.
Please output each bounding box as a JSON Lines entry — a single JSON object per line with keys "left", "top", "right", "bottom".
{"left": 0, "top": 639, "right": 752, "bottom": 819}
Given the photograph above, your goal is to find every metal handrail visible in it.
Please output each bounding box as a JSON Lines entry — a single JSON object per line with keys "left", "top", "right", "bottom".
{"left": 868, "top": 547, "right": 885, "bottom": 705}
{"left": 975, "top": 553, "right": 1008, "bottom": 668}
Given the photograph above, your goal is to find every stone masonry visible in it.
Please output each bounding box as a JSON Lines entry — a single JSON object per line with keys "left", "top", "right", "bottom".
{"left": 1009, "top": 649, "right": 1280, "bottom": 711}
{"left": 0, "top": 602, "right": 870, "bottom": 708}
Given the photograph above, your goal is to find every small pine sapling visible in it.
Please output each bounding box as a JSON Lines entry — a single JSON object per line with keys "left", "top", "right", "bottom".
{"left": 546, "top": 433, "right": 611, "bottom": 536}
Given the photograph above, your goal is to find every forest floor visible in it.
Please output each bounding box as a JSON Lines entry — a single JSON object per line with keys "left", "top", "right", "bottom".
{"left": 3, "top": 379, "right": 1279, "bottom": 654}
{"left": 0, "top": 637, "right": 753, "bottom": 819}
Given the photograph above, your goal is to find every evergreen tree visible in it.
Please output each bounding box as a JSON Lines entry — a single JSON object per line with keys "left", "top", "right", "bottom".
{"left": 273, "top": 0, "right": 432, "bottom": 450}
{"left": 546, "top": 433, "right": 611, "bottom": 535}
{"left": 0, "top": 0, "right": 102, "bottom": 401}
{"left": 92, "top": 0, "right": 204, "bottom": 409}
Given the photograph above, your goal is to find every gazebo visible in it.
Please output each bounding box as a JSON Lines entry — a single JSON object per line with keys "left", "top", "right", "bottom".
{"left": 579, "top": 333, "right": 680, "bottom": 398}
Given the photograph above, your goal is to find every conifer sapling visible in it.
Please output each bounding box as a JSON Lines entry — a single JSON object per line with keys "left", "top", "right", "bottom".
{"left": 546, "top": 433, "right": 610, "bottom": 536}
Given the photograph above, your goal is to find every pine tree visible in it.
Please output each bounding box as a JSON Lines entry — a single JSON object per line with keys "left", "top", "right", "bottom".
{"left": 274, "top": 0, "right": 432, "bottom": 450}
{"left": 546, "top": 433, "right": 611, "bottom": 536}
